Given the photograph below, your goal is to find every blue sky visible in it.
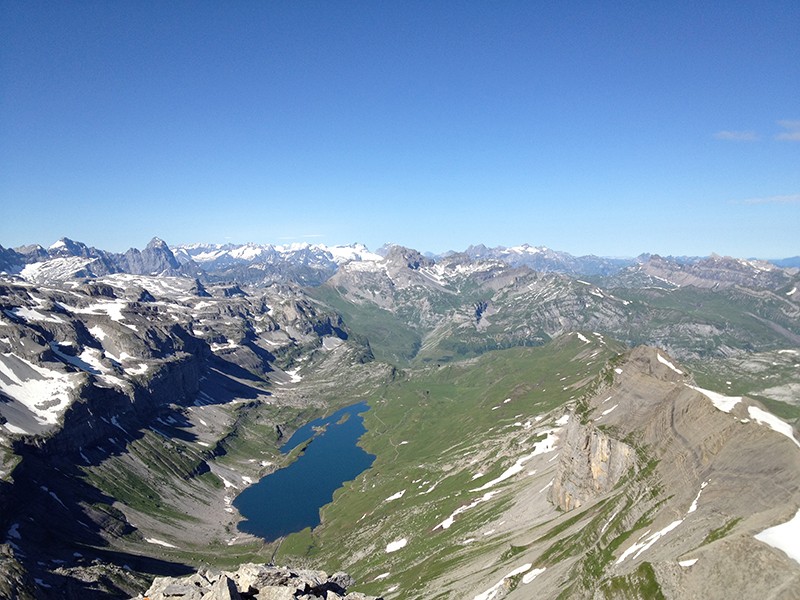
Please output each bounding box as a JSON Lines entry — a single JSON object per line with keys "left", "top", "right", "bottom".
{"left": 1, "top": 1, "right": 798, "bottom": 258}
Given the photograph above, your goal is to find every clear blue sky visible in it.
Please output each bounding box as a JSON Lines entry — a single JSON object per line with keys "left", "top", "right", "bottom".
{"left": 1, "top": 1, "right": 798, "bottom": 258}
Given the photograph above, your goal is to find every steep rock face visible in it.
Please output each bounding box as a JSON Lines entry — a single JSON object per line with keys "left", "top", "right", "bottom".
{"left": 383, "top": 245, "right": 433, "bottom": 271}
{"left": 119, "top": 237, "right": 184, "bottom": 276}
{"left": 0, "top": 246, "right": 24, "bottom": 274}
{"left": 32, "top": 351, "right": 205, "bottom": 455}
{"left": 564, "top": 347, "right": 800, "bottom": 598}
{"left": 550, "top": 419, "right": 635, "bottom": 512}
{"left": 0, "top": 544, "right": 36, "bottom": 600}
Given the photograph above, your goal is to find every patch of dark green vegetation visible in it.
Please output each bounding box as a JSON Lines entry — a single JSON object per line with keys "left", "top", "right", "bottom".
{"left": 702, "top": 517, "right": 742, "bottom": 545}
{"left": 600, "top": 561, "right": 665, "bottom": 600}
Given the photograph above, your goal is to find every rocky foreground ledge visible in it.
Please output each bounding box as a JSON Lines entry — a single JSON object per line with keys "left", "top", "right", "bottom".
{"left": 135, "top": 564, "right": 383, "bottom": 600}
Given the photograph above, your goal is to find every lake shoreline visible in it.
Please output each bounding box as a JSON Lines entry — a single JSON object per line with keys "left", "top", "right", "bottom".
{"left": 234, "top": 401, "right": 376, "bottom": 541}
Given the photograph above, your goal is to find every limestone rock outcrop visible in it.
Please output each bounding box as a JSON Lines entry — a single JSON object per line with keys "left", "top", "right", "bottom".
{"left": 138, "top": 564, "right": 382, "bottom": 600}
{"left": 549, "top": 418, "right": 635, "bottom": 511}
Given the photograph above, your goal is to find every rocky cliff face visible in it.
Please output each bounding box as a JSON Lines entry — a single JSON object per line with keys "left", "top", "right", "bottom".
{"left": 119, "top": 237, "right": 185, "bottom": 276}
{"left": 549, "top": 418, "right": 635, "bottom": 512}
{"left": 552, "top": 346, "right": 800, "bottom": 599}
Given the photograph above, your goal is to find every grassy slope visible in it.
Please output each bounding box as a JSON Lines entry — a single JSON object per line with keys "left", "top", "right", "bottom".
{"left": 277, "top": 334, "right": 623, "bottom": 597}
{"left": 308, "top": 285, "right": 422, "bottom": 366}
{"left": 613, "top": 286, "right": 800, "bottom": 354}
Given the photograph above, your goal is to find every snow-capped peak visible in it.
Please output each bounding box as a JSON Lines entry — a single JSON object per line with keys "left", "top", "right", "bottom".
{"left": 324, "top": 244, "right": 383, "bottom": 264}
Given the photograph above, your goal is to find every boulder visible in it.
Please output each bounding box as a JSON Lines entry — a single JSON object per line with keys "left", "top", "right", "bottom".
{"left": 138, "top": 564, "right": 382, "bottom": 600}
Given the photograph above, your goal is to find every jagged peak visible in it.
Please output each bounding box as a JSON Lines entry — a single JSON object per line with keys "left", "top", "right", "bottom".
{"left": 48, "top": 237, "right": 71, "bottom": 250}
{"left": 146, "top": 237, "right": 169, "bottom": 250}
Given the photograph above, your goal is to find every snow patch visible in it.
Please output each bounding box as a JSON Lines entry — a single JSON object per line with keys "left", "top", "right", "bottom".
{"left": 434, "top": 491, "right": 499, "bottom": 530}
{"left": 617, "top": 480, "right": 709, "bottom": 564}
{"left": 210, "top": 340, "right": 239, "bottom": 352}
{"left": 126, "top": 363, "right": 149, "bottom": 376}
{"left": 600, "top": 404, "right": 618, "bottom": 417}
{"left": 689, "top": 385, "right": 742, "bottom": 413}
{"left": 384, "top": 490, "right": 406, "bottom": 502}
{"left": 688, "top": 480, "right": 709, "bottom": 513}
{"left": 679, "top": 558, "right": 698, "bottom": 567}
{"left": 6, "top": 307, "right": 65, "bottom": 324}
{"left": 471, "top": 429, "right": 560, "bottom": 492}
{"left": 616, "top": 519, "right": 683, "bottom": 564}
{"left": 575, "top": 332, "right": 590, "bottom": 344}
{"left": 61, "top": 300, "right": 138, "bottom": 330}
{"left": 474, "top": 564, "right": 532, "bottom": 600}
{"left": 657, "top": 353, "right": 684, "bottom": 375}
{"left": 0, "top": 353, "right": 80, "bottom": 424}
{"left": 755, "top": 508, "right": 800, "bottom": 565}
{"left": 385, "top": 538, "right": 407, "bottom": 553}
{"left": 88, "top": 325, "right": 108, "bottom": 341}
{"left": 4, "top": 423, "right": 29, "bottom": 435}
{"left": 522, "top": 567, "right": 546, "bottom": 584}
{"left": 285, "top": 368, "right": 303, "bottom": 383}
{"left": 747, "top": 406, "right": 800, "bottom": 448}
{"left": 145, "top": 538, "right": 177, "bottom": 548}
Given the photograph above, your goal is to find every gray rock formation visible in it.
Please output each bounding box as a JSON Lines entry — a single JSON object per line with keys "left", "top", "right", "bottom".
{"left": 461, "top": 243, "right": 634, "bottom": 276}
{"left": 550, "top": 419, "right": 635, "bottom": 511}
{"left": 119, "top": 237, "right": 184, "bottom": 276}
{"left": 615, "top": 253, "right": 798, "bottom": 290}
{"left": 0, "top": 544, "right": 36, "bottom": 600}
{"left": 138, "top": 564, "right": 382, "bottom": 600}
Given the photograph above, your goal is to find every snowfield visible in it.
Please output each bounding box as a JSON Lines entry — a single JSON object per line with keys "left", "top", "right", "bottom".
{"left": 689, "top": 385, "right": 741, "bottom": 413}
{"left": 384, "top": 490, "right": 406, "bottom": 502}
{"left": 755, "top": 508, "right": 800, "bottom": 565}
{"left": 747, "top": 406, "right": 800, "bottom": 448}
{"left": 0, "top": 353, "right": 80, "bottom": 425}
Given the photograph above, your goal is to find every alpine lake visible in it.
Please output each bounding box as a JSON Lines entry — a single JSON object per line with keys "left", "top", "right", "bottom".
{"left": 233, "top": 402, "right": 375, "bottom": 541}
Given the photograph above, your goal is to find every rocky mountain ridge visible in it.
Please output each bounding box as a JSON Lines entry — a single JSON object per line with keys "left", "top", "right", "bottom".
{"left": 0, "top": 269, "right": 385, "bottom": 597}
{"left": 313, "top": 244, "right": 800, "bottom": 366}
{"left": 1, "top": 237, "right": 799, "bottom": 599}
{"left": 3, "top": 237, "right": 797, "bottom": 289}
{"left": 1, "top": 238, "right": 196, "bottom": 283}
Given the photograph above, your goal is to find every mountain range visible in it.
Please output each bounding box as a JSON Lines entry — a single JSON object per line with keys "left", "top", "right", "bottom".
{"left": 0, "top": 236, "right": 798, "bottom": 599}
{"left": 2, "top": 237, "right": 797, "bottom": 287}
